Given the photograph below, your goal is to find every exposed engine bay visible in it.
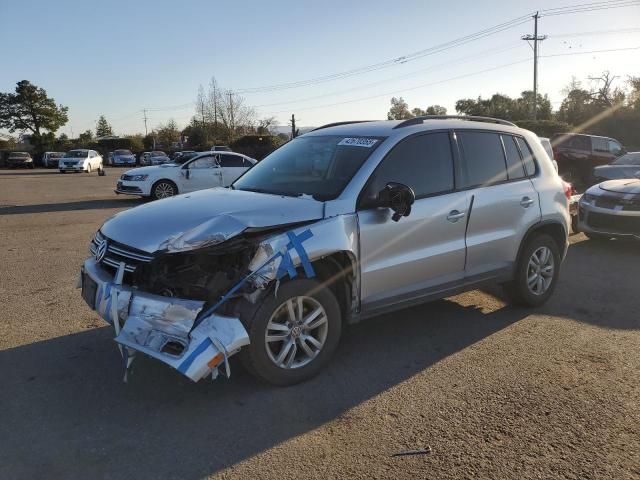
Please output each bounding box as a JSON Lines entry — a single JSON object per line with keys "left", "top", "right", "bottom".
{"left": 132, "top": 236, "right": 260, "bottom": 303}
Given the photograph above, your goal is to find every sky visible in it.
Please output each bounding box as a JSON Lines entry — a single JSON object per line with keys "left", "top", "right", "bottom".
{"left": 1, "top": 0, "right": 639, "bottom": 137}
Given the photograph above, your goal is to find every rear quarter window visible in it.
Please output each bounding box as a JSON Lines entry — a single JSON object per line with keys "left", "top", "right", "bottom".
{"left": 514, "top": 137, "right": 537, "bottom": 176}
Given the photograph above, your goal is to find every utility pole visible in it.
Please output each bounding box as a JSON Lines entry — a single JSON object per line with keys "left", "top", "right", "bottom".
{"left": 228, "top": 91, "right": 234, "bottom": 140}
{"left": 143, "top": 109, "right": 148, "bottom": 136}
{"left": 522, "top": 12, "right": 546, "bottom": 119}
{"left": 290, "top": 114, "right": 296, "bottom": 139}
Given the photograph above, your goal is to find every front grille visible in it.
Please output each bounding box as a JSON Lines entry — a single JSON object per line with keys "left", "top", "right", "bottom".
{"left": 587, "top": 212, "right": 640, "bottom": 234}
{"left": 89, "top": 230, "right": 153, "bottom": 273}
{"left": 595, "top": 195, "right": 640, "bottom": 212}
{"left": 116, "top": 181, "right": 142, "bottom": 193}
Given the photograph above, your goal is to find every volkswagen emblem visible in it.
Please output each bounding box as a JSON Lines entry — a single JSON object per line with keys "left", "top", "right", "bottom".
{"left": 95, "top": 239, "right": 108, "bottom": 262}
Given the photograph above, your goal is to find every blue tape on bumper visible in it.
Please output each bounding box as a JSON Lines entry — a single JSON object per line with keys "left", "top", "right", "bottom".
{"left": 177, "top": 338, "right": 212, "bottom": 374}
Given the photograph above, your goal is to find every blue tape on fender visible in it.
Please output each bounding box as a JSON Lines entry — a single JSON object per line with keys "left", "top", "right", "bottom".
{"left": 190, "top": 228, "right": 316, "bottom": 332}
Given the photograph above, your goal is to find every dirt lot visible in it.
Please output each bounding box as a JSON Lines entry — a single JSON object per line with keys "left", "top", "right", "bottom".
{"left": 0, "top": 168, "right": 639, "bottom": 480}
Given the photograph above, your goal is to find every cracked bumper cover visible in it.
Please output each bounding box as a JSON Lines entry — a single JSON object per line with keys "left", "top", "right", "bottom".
{"left": 80, "top": 258, "right": 249, "bottom": 382}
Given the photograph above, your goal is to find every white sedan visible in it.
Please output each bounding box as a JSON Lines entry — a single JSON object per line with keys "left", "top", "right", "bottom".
{"left": 115, "top": 151, "right": 256, "bottom": 200}
{"left": 59, "top": 149, "right": 104, "bottom": 173}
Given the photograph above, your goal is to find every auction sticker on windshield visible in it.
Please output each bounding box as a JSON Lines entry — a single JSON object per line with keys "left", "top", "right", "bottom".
{"left": 338, "top": 137, "right": 379, "bottom": 148}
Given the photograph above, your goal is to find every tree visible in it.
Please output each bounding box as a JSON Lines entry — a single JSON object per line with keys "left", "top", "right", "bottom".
{"left": 77, "top": 129, "right": 93, "bottom": 147}
{"left": 155, "top": 119, "right": 180, "bottom": 148}
{"left": 425, "top": 105, "right": 447, "bottom": 115}
{"left": 0, "top": 80, "right": 68, "bottom": 152}
{"left": 125, "top": 134, "right": 144, "bottom": 152}
{"left": 257, "top": 116, "right": 277, "bottom": 135}
{"left": 387, "top": 97, "right": 412, "bottom": 120}
{"left": 95, "top": 115, "right": 113, "bottom": 137}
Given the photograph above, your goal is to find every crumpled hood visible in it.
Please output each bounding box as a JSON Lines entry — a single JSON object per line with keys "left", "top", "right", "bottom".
{"left": 598, "top": 179, "right": 640, "bottom": 195}
{"left": 100, "top": 188, "right": 325, "bottom": 253}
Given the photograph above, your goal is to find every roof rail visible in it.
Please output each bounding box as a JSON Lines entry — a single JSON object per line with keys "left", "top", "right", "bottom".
{"left": 311, "top": 120, "right": 375, "bottom": 132}
{"left": 393, "top": 115, "right": 516, "bottom": 129}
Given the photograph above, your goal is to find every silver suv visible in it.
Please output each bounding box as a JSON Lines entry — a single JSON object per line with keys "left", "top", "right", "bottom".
{"left": 80, "top": 116, "right": 569, "bottom": 385}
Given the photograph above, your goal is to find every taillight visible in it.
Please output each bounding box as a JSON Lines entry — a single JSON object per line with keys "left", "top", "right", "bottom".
{"left": 562, "top": 180, "right": 572, "bottom": 201}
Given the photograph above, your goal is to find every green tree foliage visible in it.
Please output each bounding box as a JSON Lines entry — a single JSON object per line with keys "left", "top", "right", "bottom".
{"left": 155, "top": 119, "right": 180, "bottom": 148}
{"left": 455, "top": 91, "right": 551, "bottom": 121}
{"left": 95, "top": 115, "right": 113, "bottom": 137}
{"left": 231, "top": 135, "right": 286, "bottom": 160}
{"left": 387, "top": 97, "right": 413, "bottom": 120}
{"left": 125, "top": 134, "right": 144, "bottom": 152}
{"left": 77, "top": 130, "right": 94, "bottom": 147}
{"left": 425, "top": 105, "right": 447, "bottom": 115}
{"left": 0, "top": 80, "right": 68, "bottom": 153}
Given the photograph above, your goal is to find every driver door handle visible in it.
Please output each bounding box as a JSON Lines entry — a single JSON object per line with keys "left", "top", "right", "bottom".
{"left": 520, "top": 196, "right": 534, "bottom": 208}
{"left": 447, "top": 210, "right": 466, "bottom": 222}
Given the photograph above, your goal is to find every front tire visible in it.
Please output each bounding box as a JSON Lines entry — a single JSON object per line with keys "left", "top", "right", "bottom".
{"left": 504, "top": 234, "right": 560, "bottom": 307}
{"left": 239, "top": 279, "right": 342, "bottom": 386}
{"left": 151, "top": 180, "right": 177, "bottom": 200}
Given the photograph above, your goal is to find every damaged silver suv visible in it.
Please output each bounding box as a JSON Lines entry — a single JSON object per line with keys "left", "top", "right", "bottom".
{"left": 80, "top": 116, "right": 570, "bottom": 385}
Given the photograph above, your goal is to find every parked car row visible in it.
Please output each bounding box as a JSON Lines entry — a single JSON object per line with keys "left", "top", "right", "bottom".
{"left": 115, "top": 151, "right": 256, "bottom": 199}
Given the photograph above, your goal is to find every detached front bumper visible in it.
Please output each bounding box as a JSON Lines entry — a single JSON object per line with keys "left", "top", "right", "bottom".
{"left": 80, "top": 258, "right": 250, "bottom": 382}
{"left": 578, "top": 202, "right": 640, "bottom": 240}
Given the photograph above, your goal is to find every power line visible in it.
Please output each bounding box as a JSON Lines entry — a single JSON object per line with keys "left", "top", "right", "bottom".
{"left": 252, "top": 42, "right": 525, "bottom": 109}
{"left": 234, "top": 13, "right": 534, "bottom": 94}
{"left": 548, "top": 27, "right": 640, "bottom": 38}
{"left": 258, "top": 45, "right": 640, "bottom": 116}
{"left": 540, "top": 0, "right": 640, "bottom": 16}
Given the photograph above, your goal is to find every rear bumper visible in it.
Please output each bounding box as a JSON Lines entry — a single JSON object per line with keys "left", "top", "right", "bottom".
{"left": 80, "top": 258, "right": 250, "bottom": 382}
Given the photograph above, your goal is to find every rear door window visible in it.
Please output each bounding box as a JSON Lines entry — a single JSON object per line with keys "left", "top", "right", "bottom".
{"left": 592, "top": 137, "right": 608, "bottom": 152}
{"left": 457, "top": 131, "right": 508, "bottom": 188}
{"left": 219, "top": 154, "right": 245, "bottom": 167}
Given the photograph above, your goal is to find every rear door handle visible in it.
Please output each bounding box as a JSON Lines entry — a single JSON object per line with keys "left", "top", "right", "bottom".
{"left": 447, "top": 210, "right": 466, "bottom": 222}
{"left": 520, "top": 197, "right": 534, "bottom": 208}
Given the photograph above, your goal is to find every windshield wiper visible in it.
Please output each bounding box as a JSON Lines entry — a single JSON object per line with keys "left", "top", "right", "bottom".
{"left": 238, "top": 187, "right": 302, "bottom": 198}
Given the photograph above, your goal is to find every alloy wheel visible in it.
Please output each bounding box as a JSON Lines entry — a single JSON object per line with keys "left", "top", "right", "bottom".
{"left": 265, "top": 296, "right": 329, "bottom": 369}
{"left": 527, "top": 246, "right": 555, "bottom": 295}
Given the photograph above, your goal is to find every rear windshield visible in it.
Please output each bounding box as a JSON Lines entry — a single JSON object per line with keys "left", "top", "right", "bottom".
{"left": 114, "top": 150, "right": 132, "bottom": 155}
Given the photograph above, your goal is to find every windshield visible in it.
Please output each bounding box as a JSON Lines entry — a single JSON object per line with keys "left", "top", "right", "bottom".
{"left": 64, "top": 150, "right": 89, "bottom": 158}
{"left": 9, "top": 152, "right": 30, "bottom": 158}
{"left": 50, "top": 152, "right": 64, "bottom": 158}
{"left": 152, "top": 151, "right": 166, "bottom": 156}
{"left": 114, "top": 149, "right": 132, "bottom": 156}
{"left": 612, "top": 153, "right": 640, "bottom": 166}
{"left": 233, "top": 135, "right": 383, "bottom": 200}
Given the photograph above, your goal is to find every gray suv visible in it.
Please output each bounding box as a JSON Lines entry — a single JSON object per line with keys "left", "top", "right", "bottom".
{"left": 80, "top": 116, "right": 570, "bottom": 385}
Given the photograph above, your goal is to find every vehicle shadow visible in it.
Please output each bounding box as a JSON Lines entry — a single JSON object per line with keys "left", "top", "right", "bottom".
{"left": 0, "top": 298, "right": 527, "bottom": 479}
{"left": 0, "top": 198, "right": 143, "bottom": 215}
{"left": 537, "top": 237, "right": 640, "bottom": 330}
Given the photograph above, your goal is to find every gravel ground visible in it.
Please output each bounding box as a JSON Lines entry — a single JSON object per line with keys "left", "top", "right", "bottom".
{"left": 0, "top": 168, "right": 638, "bottom": 480}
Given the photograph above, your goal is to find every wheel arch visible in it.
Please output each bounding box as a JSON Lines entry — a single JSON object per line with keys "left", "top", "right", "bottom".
{"left": 515, "top": 220, "right": 568, "bottom": 271}
{"left": 310, "top": 251, "right": 358, "bottom": 323}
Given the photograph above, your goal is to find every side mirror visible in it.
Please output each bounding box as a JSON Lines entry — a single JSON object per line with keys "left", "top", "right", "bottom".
{"left": 378, "top": 182, "right": 415, "bottom": 222}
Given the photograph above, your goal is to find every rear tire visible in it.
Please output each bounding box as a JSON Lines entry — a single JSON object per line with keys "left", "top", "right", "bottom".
{"left": 238, "top": 279, "right": 342, "bottom": 386}
{"left": 504, "top": 234, "right": 560, "bottom": 307}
